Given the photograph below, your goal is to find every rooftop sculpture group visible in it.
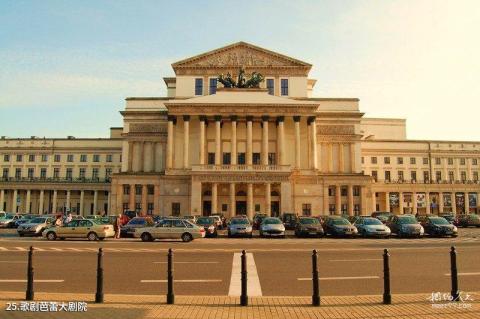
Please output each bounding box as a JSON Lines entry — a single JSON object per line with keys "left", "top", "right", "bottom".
{"left": 217, "top": 68, "right": 264, "bottom": 88}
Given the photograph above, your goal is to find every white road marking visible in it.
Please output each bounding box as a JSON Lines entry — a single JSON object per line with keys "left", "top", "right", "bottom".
{"left": 0, "top": 247, "right": 8, "bottom": 251}
{"left": 228, "top": 253, "right": 262, "bottom": 297}
{"left": 141, "top": 279, "right": 222, "bottom": 283}
{"left": 65, "top": 248, "right": 82, "bottom": 252}
{"left": 153, "top": 261, "right": 219, "bottom": 264}
{"left": 329, "top": 259, "right": 382, "bottom": 262}
{"left": 298, "top": 276, "right": 380, "bottom": 281}
{"left": 0, "top": 261, "right": 26, "bottom": 263}
{"left": 444, "top": 272, "right": 480, "bottom": 276}
{"left": 0, "top": 279, "right": 64, "bottom": 283}
{"left": 14, "top": 247, "right": 27, "bottom": 251}
{"left": 50, "top": 248, "right": 63, "bottom": 251}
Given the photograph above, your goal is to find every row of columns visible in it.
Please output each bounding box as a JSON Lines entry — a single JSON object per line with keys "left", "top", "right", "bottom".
{"left": 0, "top": 189, "right": 107, "bottom": 215}
{"left": 117, "top": 184, "right": 160, "bottom": 215}
{"left": 166, "top": 115, "right": 318, "bottom": 170}
{"left": 128, "top": 141, "right": 164, "bottom": 173}
{"left": 322, "top": 185, "right": 363, "bottom": 216}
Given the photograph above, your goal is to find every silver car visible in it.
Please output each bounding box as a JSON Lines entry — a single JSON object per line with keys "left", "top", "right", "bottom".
{"left": 134, "top": 218, "right": 205, "bottom": 242}
{"left": 17, "top": 216, "right": 54, "bottom": 236}
{"left": 228, "top": 218, "right": 253, "bottom": 238}
{"left": 259, "top": 217, "right": 285, "bottom": 238}
{"left": 354, "top": 217, "right": 391, "bottom": 238}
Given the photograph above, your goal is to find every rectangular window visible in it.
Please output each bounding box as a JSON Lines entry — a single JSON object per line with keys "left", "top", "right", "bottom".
{"left": 41, "top": 154, "right": 48, "bottom": 162}
{"left": 207, "top": 153, "right": 215, "bottom": 165}
{"left": 423, "top": 157, "right": 429, "bottom": 165}
{"left": 397, "top": 157, "right": 403, "bottom": 164}
{"left": 2, "top": 168, "right": 9, "bottom": 178}
{"left": 435, "top": 158, "right": 441, "bottom": 165}
{"left": 135, "top": 185, "right": 142, "bottom": 195}
{"left": 28, "top": 154, "right": 35, "bottom": 162}
{"left": 448, "top": 171, "right": 454, "bottom": 181}
{"left": 221, "top": 204, "right": 228, "bottom": 212}
{"left": 53, "top": 168, "right": 60, "bottom": 178}
{"left": 80, "top": 154, "right": 87, "bottom": 162}
{"left": 148, "top": 185, "right": 154, "bottom": 195}
{"left": 280, "top": 79, "right": 288, "bottom": 96}
{"left": 474, "top": 172, "right": 479, "bottom": 181}
{"left": 384, "top": 157, "right": 390, "bottom": 164}
{"left": 302, "top": 204, "right": 311, "bottom": 216}
{"left": 266, "top": 79, "right": 274, "bottom": 95}
{"left": 328, "top": 187, "right": 335, "bottom": 196}
{"left": 16, "top": 154, "right": 23, "bottom": 162}
{"left": 3, "top": 154, "right": 10, "bottom": 162}
{"left": 252, "top": 153, "right": 261, "bottom": 165}
{"left": 223, "top": 153, "right": 231, "bottom": 165}
{"left": 209, "top": 78, "right": 217, "bottom": 95}
{"left": 123, "top": 185, "right": 130, "bottom": 195}
{"left": 410, "top": 157, "right": 416, "bottom": 165}
{"left": 66, "top": 168, "right": 73, "bottom": 179}
{"left": 106, "top": 154, "right": 113, "bottom": 162}
{"left": 448, "top": 158, "right": 453, "bottom": 165}
{"left": 411, "top": 171, "right": 417, "bottom": 181}
{"left": 255, "top": 204, "right": 260, "bottom": 212}
{"left": 353, "top": 186, "right": 360, "bottom": 196}
{"left": 123, "top": 203, "right": 129, "bottom": 211}
{"left": 15, "top": 168, "right": 21, "bottom": 178}
{"left": 105, "top": 168, "right": 112, "bottom": 178}
{"left": 195, "top": 78, "right": 203, "bottom": 96}
{"left": 237, "top": 153, "right": 245, "bottom": 165}
{"left": 436, "top": 171, "right": 442, "bottom": 182}
{"left": 423, "top": 171, "right": 430, "bottom": 182}
{"left": 461, "top": 171, "right": 466, "bottom": 181}
{"left": 93, "top": 154, "right": 100, "bottom": 162}
{"left": 40, "top": 168, "right": 47, "bottom": 178}
{"left": 473, "top": 159, "right": 478, "bottom": 165}
{"left": 371, "top": 170, "right": 378, "bottom": 182}
{"left": 329, "top": 205, "right": 335, "bottom": 214}
{"left": 172, "top": 203, "right": 180, "bottom": 216}
{"left": 147, "top": 203, "right": 154, "bottom": 214}
{"left": 341, "top": 187, "right": 347, "bottom": 196}
{"left": 398, "top": 171, "right": 404, "bottom": 181}
{"left": 268, "top": 152, "right": 276, "bottom": 165}
{"left": 460, "top": 158, "right": 466, "bottom": 165}
{"left": 27, "top": 168, "right": 34, "bottom": 178}
{"left": 67, "top": 154, "right": 74, "bottom": 162}
{"left": 92, "top": 168, "right": 99, "bottom": 179}
{"left": 371, "top": 157, "right": 377, "bottom": 164}
{"left": 54, "top": 154, "right": 61, "bottom": 162}
{"left": 79, "top": 168, "right": 86, "bottom": 178}
{"left": 385, "top": 171, "right": 391, "bottom": 182}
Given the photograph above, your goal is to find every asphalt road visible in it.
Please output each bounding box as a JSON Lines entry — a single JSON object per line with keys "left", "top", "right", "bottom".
{"left": 0, "top": 228, "right": 479, "bottom": 297}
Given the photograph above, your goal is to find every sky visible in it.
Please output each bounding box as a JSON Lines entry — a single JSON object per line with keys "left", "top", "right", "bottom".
{"left": 0, "top": 0, "right": 479, "bottom": 140}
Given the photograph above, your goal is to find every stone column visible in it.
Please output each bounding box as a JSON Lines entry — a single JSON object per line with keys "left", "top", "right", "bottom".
{"left": 465, "top": 192, "right": 469, "bottom": 214}
{"left": 360, "top": 187, "right": 367, "bottom": 215}
{"left": 323, "top": 186, "right": 329, "bottom": 214}
{"left": 12, "top": 189, "right": 18, "bottom": 213}
{"left": 372, "top": 191, "right": 377, "bottom": 212}
{"left": 183, "top": 115, "right": 190, "bottom": 168}
{"left": 350, "top": 143, "right": 356, "bottom": 173}
{"left": 26, "top": 190, "right": 31, "bottom": 213}
{"left": 439, "top": 192, "right": 444, "bottom": 213}
{"left": 247, "top": 183, "right": 254, "bottom": 220}
{"left": 335, "top": 185, "right": 341, "bottom": 215}
{"left": 0, "top": 190, "right": 4, "bottom": 211}
{"left": 143, "top": 142, "right": 153, "bottom": 173}
{"left": 308, "top": 116, "right": 318, "bottom": 170}
{"left": 385, "top": 192, "right": 390, "bottom": 212}
{"left": 38, "top": 190, "right": 44, "bottom": 215}
{"left": 129, "top": 184, "right": 135, "bottom": 211}
{"left": 52, "top": 190, "right": 57, "bottom": 214}
{"left": 347, "top": 185, "right": 354, "bottom": 216}
{"left": 93, "top": 190, "right": 98, "bottom": 214}
{"left": 141, "top": 185, "right": 148, "bottom": 215}
{"left": 452, "top": 193, "right": 457, "bottom": 215}
{"left": 425, "top": 192, "right": 430, "bottom": 214}
{"left": 246, "top": 116, "right": 253, "bottom": 166}
{"left": 412, "top": 192, "right": 417, "bottom": 214}
{"left": 231, "top": 116, "right": 237, "bottom": 165}
{"left": 277, "top": 116, "right": 285, "bottom": 165}
{"left": 166, "top": 115, "right": 175, "bottom": 169}
{"left": 280, "top": 182, "right": 292, "bottom": 213}
{"left": 199, "top": 116, "right": 206, "bottom": 165}
{"left": 214, "top": 115, "right": 222, "bottom": 165}
{"left": 265, "top": 183, "right": 271, "bottom": 216}
{"left": 230, "top": 183, "right": 236, "bottom": 218}
{"left": 79, "top": 190, "right": 84, "bottom": 216}
{"left": 66, "top": 190, "right": 71, "bottom": 212}
{"left": 127, "top": 142, "right": 134, "bottom": 172}
{"left": 154, "top": 185, "right": 161, "bottom": 215}
{"left": 211, "top": 183, "right": 218, "bottom": 215}
{"left": 399, "top": 192, "right": 404, "bottom": 214}
{"left": 294, "top": 116, "right": 301, "bottom": 169}
{"left": 328, "top": 144, "right": 334, "bottom": 173}
{"left": 262, "top": 116, "right": 269, "bottom": 165}
{"left": 339, "top": 143, "right": 345, "bottom": 173}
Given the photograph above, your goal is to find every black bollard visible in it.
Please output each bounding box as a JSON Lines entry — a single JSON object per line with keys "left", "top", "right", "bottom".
{"left": 95, "top": 248, "right": 104, "bottom": 303}
{"left": 167, "top": 248, "right": 174, "bottom": 304}
{"left": 25, "top": 246, "right": 34, "bottom": 301}
{"left": 240, "top": 250, "right": 248, "bottom": 306}
{"left": 450, "top": 246, "right": 459, "bottom": 302}
{"left": 383, "top": 249, "right": 391, "bottom": 304}
{"left": 312, "top": 249, "right": 320, "bottom": 306}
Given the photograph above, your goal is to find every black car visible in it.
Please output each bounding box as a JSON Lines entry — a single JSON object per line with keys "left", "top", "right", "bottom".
{"left": 294, "top": 217, "right": 324, "bottom": 238}
{"left": 281, "top": 213, "right": 298, "bottom": 230}
{"left": 324, "top": 217, "right": 358, "bottom": 237}
{"left": 438, "top": 213, "right": 456, "bottom": 224}
{"left": 371, "top": 211, "right": 393, "bottom": 224}
{"left": 196, "top": 217, "right": 218, "bottom": 237}
{"left": 387, "top": 215, "right": 424, "bottom": 238}
{"left": 421, "top": 216, "right": 458, "bottom": 237}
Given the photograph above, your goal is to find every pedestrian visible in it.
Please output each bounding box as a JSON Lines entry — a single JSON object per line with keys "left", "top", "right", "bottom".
{"left": 114, "top": 214, "right": 121, "bottom": 239}
{"left": 55, "top": 215, "right": 63, "bottom": 227}
{"left": 65, "top": 213, "right": 72, "bottom": 224}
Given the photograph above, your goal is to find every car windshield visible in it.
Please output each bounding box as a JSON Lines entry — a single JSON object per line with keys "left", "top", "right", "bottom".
{"left": 299, "top": 218, "right": 318, "bottom": 225}
{"left": 263, "top": 218, "right": 282, "bottom": 225}
{"left": 364, "top": 218, "right": 383, "bottom": 225}
{"left": 398, "top": 217, "right": 418, "bottom": 224}
{"left": 331, "top": 219, "right": 350, "bottom": 225}
{"left": 231, "top": 219, "right": 249, "bottom": 225}
{"left": 30, "top": 218, "right": 46, "bottom": 223}
{"left": 430, "top": 217, "right": 450, "bottom": 225}
{"left": 197, "top": 217, "right": 213, "bottom": 225}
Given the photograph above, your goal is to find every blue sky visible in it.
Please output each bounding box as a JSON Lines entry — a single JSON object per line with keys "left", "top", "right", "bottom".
{"left": 1, "top": 0, "right": 479, "bottom": 140}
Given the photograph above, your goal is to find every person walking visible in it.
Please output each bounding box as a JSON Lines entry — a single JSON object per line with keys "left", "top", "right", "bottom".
{"left": 55, "top": 215, "right": 63, "bottom": 227}
{"left": 114, "top": 214, "right": 121, "bottom": 239}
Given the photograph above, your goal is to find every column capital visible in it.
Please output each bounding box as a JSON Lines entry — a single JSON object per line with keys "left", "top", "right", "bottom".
{"left": 167, "top": 115, "right": 177, "bottom": 124}
{"left": 307, "top": 116, "right": 316, "bottom": 125}
{"left": 246, "top": 115, "right": 254, "bottom": 122}
{"left": 214, "top": 115, "right": 222, "bottom": 122}
{"left": 276, "top": 116, "right": 285, "bottom": 123}
{"left": 199, "top": 115, "right": 208, "bottom": 122}
{"left": 183, "top": 115, "right": 190, "bottom": 121}
{"left": 293, "top": 115, "right": 301, "bottom": 122}
{"left": 230, "top": 115, "right": 238, "bottom": 122}
{"left": 261, "top": 115, "right": 270, "bottom": 122}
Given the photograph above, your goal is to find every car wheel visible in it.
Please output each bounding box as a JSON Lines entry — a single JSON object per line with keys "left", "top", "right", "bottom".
{"left": 141, "top": 232, "right": 153, "bottom": 242}
{"left": 87, "top": 232, "right": 98, "bottom": 241}
{"left": 181, "top": 233, "right": 193, "bottom": 242}
{"left": 46, "top": 232, "right": 57, "bottom": 241}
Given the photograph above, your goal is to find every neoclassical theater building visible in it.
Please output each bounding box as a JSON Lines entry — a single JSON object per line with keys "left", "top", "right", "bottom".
{"left": 1, "top": 42, "right": 479, "bottom": 218}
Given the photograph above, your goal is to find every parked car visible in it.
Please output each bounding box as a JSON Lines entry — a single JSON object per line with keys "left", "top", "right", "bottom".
{"left": 0, "top": 214, "right": 23, "bottom": 228}
{"left": 438, "top": 213, "right": 456, "bottom": 224}
{"left": 98, "top": 215, "right": 117, "bottom": 225}
{"left": 421, "top": 216, "right": 458, "bottom": 237}
{"left": 281, "top": 213, "right": 298, "bottom": 230}
{"left": 182, "top": 215, "right": 198, "bottom": 224}
{"left": 71, "top": 215, "right": 85, "bottom": 220}
{"left": 84, "top": 215, "right": 102, "bottom": 220}
{"left": 347, "top": 215, "right": 363, "bottom": 224}
{"left": 259, "top": 217, "right": 285, "bottom": 238}
{"left": 455, "top": 214, "right": 480, "bottom": 228}
{"left": 120, "top": 217, "right": 155, "bottom": 237}
{"left": 209, "top": 215, "right": 224, "bottom": 229}
{"left": 324, "top": 217, "right": 358, "bottom": 237}
{"left": 252, "top": 213, "right": 268, "bottom": 230}
{"left": 294, "top": 217, "right": 324, "bottom": 238}
{"left": 14, "top": 214, "right": 36, "bottom": 228}
{"left": 371, "top": 211, "right": 393, "bottom": 224}
{"left": 17, "top": 216, "right": 55, "bottom": 237}
{"left": 227, "top": 218, "right": 253, "bottom": 238}
{"left": 196, "top": 216, "right": 218, "bottom": 237}
{"left": 354, "top": 217, "right": 391, "bottom": 238}
{"left": 387, "top": 214, "right": 424, "bottom": 238}
{"left": 416, "top": 214, "right": 437, "bottom": 224}
{"left": 43, "top": 219, "right": 115, "bottom": 241}
{"left": 134, "top": 218, "right": 204, "bottom": 242}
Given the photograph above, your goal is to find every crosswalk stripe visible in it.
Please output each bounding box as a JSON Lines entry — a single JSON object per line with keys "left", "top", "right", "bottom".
{"left": 141, "top": 279, "right": 222, "bottom": 283}
{"left": 298, "top": 276, "right": 379, "bottom": 281}
{"left": 228, "top": 252, "right": 262, "bottom": 297}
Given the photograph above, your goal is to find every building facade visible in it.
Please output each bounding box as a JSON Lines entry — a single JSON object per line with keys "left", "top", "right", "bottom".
{"left": 1, "top": 42, "right": 479, "bottom": 217}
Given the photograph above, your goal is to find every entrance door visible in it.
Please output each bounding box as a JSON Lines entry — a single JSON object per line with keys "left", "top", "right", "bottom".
{"left": 203, "top": 201, "right": 211, "bottom": 216}
{"left": 271, "top": 201, "right": 280, "bottom": 217}
{"left": 236, "top": 201, "right": 246, "bottom": 215}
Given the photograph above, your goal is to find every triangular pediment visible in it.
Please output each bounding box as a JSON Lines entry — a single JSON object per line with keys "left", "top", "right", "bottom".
{"left": 172, "top": 41, "right": 312, "bottom": 69}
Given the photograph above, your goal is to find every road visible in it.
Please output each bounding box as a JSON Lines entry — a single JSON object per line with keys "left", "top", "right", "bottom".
{"left": 0, "top": 228, "right": 479, "bottom": 297}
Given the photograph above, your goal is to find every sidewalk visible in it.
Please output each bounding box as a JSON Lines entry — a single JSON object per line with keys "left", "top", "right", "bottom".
{"left": 0, "top": 291, "right": 478, "bottom": 319}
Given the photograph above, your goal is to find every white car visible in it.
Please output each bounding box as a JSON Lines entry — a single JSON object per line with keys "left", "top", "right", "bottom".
{"left": 210, "top": 215, "right": 223, "bottom": 228}
{"left": 259, "top": 217, "right": 286, "bottom": 238}
{"left": 134, "top": 218, "right": 205, "bottom": 242}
